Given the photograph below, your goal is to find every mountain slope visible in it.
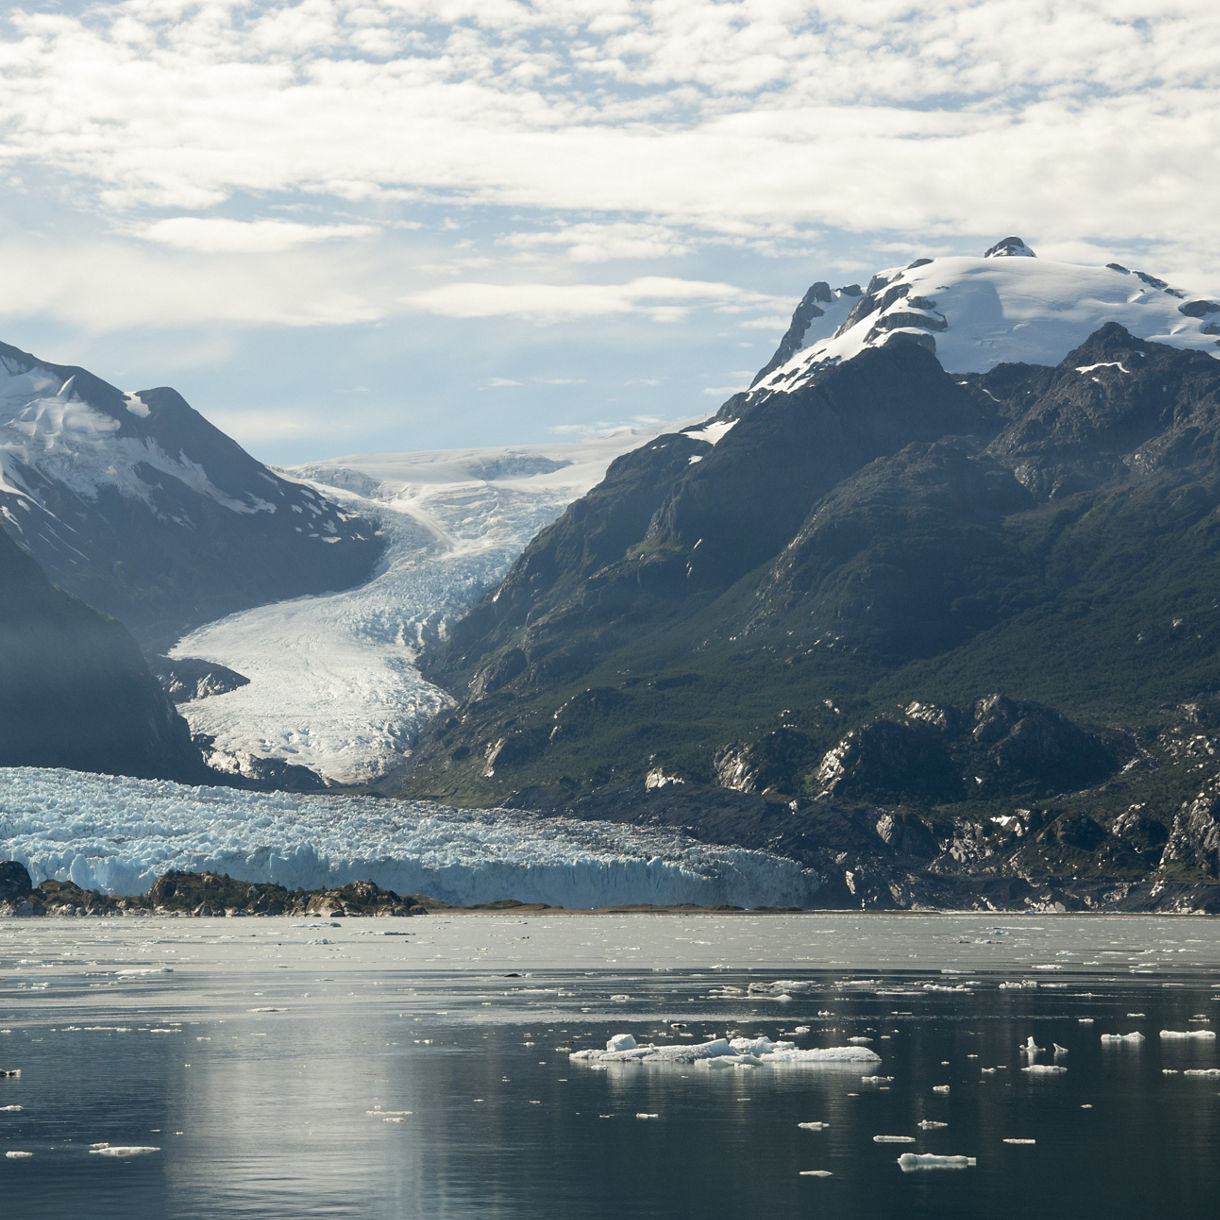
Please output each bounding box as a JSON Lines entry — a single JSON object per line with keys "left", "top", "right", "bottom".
{"left": 395, "top": 241, "right": 1220, "bottom": 908}
{"left": 0, "top": 528, "right": 203, "bottom": 779}
{"left": 0, "top": 340, "right": 382, "bottom": 648}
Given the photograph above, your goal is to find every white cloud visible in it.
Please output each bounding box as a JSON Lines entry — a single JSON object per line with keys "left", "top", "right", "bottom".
{"left": 0, "top": 0, "right": 1218, "bottom": 394}
{"left": 0, "top": 0, "right": 1216, "bottom": 275}
{"left": 0, "top": 238, "right": 388, "bottom": 330}
{"left": 139, "top": 217, "right": 377, "bottom": 252}
{"left": 400, "top": 276, "right": 784, "bottom": 322}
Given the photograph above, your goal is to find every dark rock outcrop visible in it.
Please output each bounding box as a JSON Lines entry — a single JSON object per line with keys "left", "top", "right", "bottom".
{"left": 0, "top": 528, "right": 205, "bottom": 779}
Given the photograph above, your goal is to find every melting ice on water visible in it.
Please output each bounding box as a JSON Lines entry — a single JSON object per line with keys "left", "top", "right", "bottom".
{"left": 570, "top": 1033, "right": 881, "bottom": 1068}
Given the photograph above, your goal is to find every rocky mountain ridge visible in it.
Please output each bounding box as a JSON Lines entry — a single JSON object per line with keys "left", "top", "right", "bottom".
{"left": 394, "top": 241, "right": 1220, "bottom": 910}
{"left": 0, "top": 338, "right": 382, "bottom": 649}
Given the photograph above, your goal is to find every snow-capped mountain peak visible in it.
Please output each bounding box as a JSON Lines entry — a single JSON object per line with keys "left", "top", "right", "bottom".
{"left": 748, "top": 239, "right": 1220, "bottom": 404}
{"left": 0, "top": 338, "right": 382, "bottom": 647}
{"left": 984, "top": 235, "right": 1036, "bottom": 258}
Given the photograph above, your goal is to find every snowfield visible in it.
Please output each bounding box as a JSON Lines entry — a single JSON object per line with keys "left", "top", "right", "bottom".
{"left": 752, "top": 245, "right": 1220, "bottom": 400}
{"left": 0, "top": 767, "right": 822, "bottom": 908}
{"left": 169, "top": 426, "right": 686, "bottom": 784}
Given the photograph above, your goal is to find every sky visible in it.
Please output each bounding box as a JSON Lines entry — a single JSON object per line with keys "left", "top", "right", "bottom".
{"left": 1, "top": 0, "right": 1218, "bottom": 465}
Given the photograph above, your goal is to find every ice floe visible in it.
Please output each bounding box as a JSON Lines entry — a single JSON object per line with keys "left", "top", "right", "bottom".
{"left": 89, "top": 1144, "right": 161, "bottom": 1157}
{"left": 897, "top": 1153, "right": 976, "bottom": 1171}
{"left": 570, "top": 1033, "right": 882, "bottom": 1068}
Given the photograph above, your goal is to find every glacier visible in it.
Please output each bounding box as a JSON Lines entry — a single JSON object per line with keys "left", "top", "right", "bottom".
{"left": 0, "top": 767, "right": 821, "bottom": 909}
{"left": 169, "top": 426, "right": 686, "bottom": 785}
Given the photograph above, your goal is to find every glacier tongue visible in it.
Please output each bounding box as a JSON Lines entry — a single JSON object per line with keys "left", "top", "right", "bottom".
{"left": 0, "top": 767, "right": 821, "bottom": 909}
{"left": 170, "top": 426, "right": 686, "bottom": 785}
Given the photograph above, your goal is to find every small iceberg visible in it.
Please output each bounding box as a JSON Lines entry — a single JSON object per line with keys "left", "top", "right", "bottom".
{"left": 897, "top": 1153, "right": 976, "bottom": 1171}
{"left": 1100, "top": 1032, "right": 1145, "bottom": 1043}
{"left": 89, "top": 1144, "right": 161, "bottom": 1157}
{"left": 570, "top": 1033, "right": 882, "bottom": 1068}
{"left": 1160, "top": 1029, "right": 1215, "bottom": 1040}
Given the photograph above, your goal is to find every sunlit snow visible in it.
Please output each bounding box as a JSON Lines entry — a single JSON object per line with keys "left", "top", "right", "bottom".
{"left": 752, "top": 251, "right": 1220, "bottom": 398}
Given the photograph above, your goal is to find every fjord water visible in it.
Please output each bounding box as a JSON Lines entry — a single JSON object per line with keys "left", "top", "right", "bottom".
{"left": 2, "top": 914, "right": 1219, "bottom": 1218}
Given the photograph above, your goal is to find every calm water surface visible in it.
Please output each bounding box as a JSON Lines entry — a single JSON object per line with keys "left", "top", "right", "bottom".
{"left": 1, "top": 913, "right": 1219, "bottom": 1218}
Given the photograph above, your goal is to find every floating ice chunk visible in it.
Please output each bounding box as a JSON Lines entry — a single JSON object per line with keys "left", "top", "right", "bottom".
{"left": 799, "top": 1169, "right": 833, "bottom": 1177}
{"left": 932, "top": 1084, "right": 951, "bottom": 1093}
{"left": 606, "top": 1034, "right": 638, "bottom": 1052}
{"left": 1183, "top": 1068, "right": 1220, "bottom": 1077}
{"left": 917, "top": 1120, "right": 948, "bottom": 1129}
{"left": 874, "top": 1134, "right": 916, "bottom": 1143}
{"left": 846, "top": 1036, "right": 873, "bottom": 1044}
{"left": 90, "top": 1145, "right": 161, "bottom": 1157}
{"left": 1003, "top": 1138, "right": 1037, "bottom": 1145}
{"left": 898, "top": 1153, "right": 976, "bottom": 1171}
{"left": 793, "top": 1025, "right": 811, "bottom": 1035}
{"left": 635, "top": 1112, "right": 659, "bottom": 1120}
{"left": 5, "top": 1150, "right": 33, "bottom": 1159}
{"left": 1053, "top": 1044, "right": 1069, "bottom": 1057}
{"left": 1020, "top": 1035, "right": 1044, "bottom": 1056}
{"left": 1100, "top": 1032, "right": 1145, "bottom": 1043}
{"left": 861, "top": 1075, "right": 894, "bottom": 1085}
{"left": 0, "top": 1104, "right": 22, "bottom": 1112}
{"left": 748, "top": 980, "right": 817, "bottom": 996}
{"left": 798, "top": 1121, "right": 829, "bottom": 1131}
{"left": 1021, "top": 1064, "right": 1067, "bottom": 1074}
{"left": 0, "top": 1069, "right": 21, "bottom": 1078}
{"left": 1160, "top": 1030, "right": 1216, "bottom": 1040}
{"left": 571, "top": 1034, "right": 881, "bottom": 1068}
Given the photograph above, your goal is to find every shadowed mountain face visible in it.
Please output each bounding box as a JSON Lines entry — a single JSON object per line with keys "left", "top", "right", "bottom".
{"left": 0, "top": 340, "right": 382, "bottom": 650}
{"left": 396, "top": 321, "right": 1220, "bottom": 907}
{"left": 0, "top": 528, "right": 204, "bottom": 780}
